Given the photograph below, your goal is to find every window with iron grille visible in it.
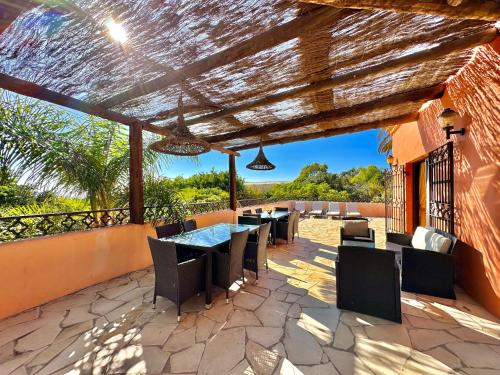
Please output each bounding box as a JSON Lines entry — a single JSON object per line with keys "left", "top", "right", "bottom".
{"left": 427, "top": 142, "right": 454, "bottom": 234}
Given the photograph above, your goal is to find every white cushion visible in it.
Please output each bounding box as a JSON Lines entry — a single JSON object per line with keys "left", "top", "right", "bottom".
{"left": 411, "top": 226, "right": 435, "bottom": 249}
{"left": 343, "top": 221, "right": 369, "bottom": 237}
{"left": 427, "top": 233, "right": 452, "bottom": 253}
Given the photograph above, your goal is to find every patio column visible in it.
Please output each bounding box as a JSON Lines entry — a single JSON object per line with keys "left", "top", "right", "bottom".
{"left": 129, "top": 124, "right": 144, "bottom": 224}
{"left": 229, "top": 154, "right": 237, "bottom": 211}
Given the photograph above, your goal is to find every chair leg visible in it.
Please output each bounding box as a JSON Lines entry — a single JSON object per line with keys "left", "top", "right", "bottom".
{"left": 177, "top": 304, "right": 181, "bottom": 322}
{"left": 226, "top": 289, "right": 229, "bottom": 304}
{"left": 152, "top": 291, "right": 157, "bottom": 309}
{"left": 266, "top": 260, "right": 269, "bottom": 271}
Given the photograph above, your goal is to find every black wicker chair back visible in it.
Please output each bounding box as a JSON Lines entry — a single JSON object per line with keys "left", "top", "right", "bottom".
{"left": 183, "top": 219, "right": 197, "bottom": 232}
{"left": 229, "top": 230, "right": 249, "bottom": 284}
{"left": 255, "top": 208, "right": 263, "bottom": 213}
{"left": 242, "top": 209, "right": 252, "bottom": 214}
{"left": 292, "top": 210, "right": 299, "bottom": 239}
{"left": 238, "top": 215, "right": 261, "bottom": 225}
{"left": 155, "top": 222, "right": 182, "bottom": 239}
{"left": 213, "top": 229, "right": 249, "bottom": 302}
{"left": 244, "top": 222, "right": 272, "bottom": 280}
{"left": 275, "top": 207, "right": 288, "bottom": 211}
{"left": 336, "top": 245, "right": 401, "bottom": 323}
{"left": 277, "top": 210, "right": 297, "bottom": 243}
{"left": 147, "top": 236, "right": 205, "bottom": 320}
{"left": 147, "top": 237, "right": 179, "bottom": 303}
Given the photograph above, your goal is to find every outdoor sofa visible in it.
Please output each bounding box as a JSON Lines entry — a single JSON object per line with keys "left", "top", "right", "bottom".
{"left": 386, "top": 226, "right": 457, "bottom": 299}
{"left": 340, "top": 219, "right": 375, "bottom": 245}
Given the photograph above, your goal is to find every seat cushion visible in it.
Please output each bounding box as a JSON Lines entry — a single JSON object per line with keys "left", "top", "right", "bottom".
{"left": 343, "top": 221, "right": 369, "bottom": 237}
{"left": 411, "top": 226, "right": 434, "bottom": 249}
{"left": 427, "top": 232, "right": 452, "bottom": 253}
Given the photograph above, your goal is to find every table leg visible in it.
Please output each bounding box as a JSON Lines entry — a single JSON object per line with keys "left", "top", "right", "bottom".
{"left": 205, "top": 252, "right": 213, "bottom": 309}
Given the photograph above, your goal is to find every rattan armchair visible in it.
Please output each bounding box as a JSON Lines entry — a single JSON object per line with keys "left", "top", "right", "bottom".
{"left": 147, "top": 237, "right": 205, "bottom": 321}
{"left": 244, "top": 222, "right": 271, "bottom": 280}
{"left": 213, "top": 230, "right": 250, "bottom": 303}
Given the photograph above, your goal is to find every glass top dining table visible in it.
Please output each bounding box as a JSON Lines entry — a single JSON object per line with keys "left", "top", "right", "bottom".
{"left": 257, "top": 211, "right": 289, "bottom": 220}
{"left": 164, "top": 223, "right": 260, "bottom": 249}
{"left": 161, "top": 223, "right": 260, "bottom": 308}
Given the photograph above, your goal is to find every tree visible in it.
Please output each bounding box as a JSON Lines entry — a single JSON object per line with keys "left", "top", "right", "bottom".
{"left": 0, "top": 90, "right": 70, "bottom": 185}
{"left": 377, "top": 128, "right": 393, "bottom": 156}
{"left": 38, "top": 116, "right": 165, "bottom": 211}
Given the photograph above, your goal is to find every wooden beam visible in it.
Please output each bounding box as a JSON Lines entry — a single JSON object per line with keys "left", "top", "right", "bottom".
{"left": 176, "top": 26, "right": 498, "bottom": 127}
{"left": 0, "top": 0, "right": 36, "bottom": 33}
{"left": 100, "top": 6, "right": 350, "bottom": 108}
{"left": 205, "top": 84, "right": 443, "bottom": 143}
{"left": 0, "top": 72, "right": 239, "bottom": 156}
{"left": 129, "top": 123, "right": 144, "bottom": 224}
{"left": 298, "top": 0, "right": 500, "bottom": 21}
{"left": 231, "top": 113, "right": 418, "bottom": 151}
{"left": 229, "top": 155, "right": 237, "bottom": 211}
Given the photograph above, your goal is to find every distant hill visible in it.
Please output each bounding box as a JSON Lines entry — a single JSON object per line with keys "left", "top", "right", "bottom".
{"left": 245, "top": 181, "right": 289, "bottom": 193}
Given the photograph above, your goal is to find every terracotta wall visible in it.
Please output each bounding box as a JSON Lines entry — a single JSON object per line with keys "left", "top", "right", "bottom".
{"left": 392, "top": 40, "right": 500, "bottom": 317}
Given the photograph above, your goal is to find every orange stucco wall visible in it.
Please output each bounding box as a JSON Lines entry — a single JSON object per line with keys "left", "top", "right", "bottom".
{"left": 0, "top": 202, "right": 289, "bottom": 319}
{"left": 392, "top": 40, "right": 500, "bottom": 317}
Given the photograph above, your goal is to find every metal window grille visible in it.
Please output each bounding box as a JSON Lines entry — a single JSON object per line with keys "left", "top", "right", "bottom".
{"left": 384, "top": 165, "right": 406, "bottom": 233}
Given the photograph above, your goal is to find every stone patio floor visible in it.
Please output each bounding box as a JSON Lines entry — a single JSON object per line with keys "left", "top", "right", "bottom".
{"left": 1, "top": 218, "right": 499, "bottom": 374}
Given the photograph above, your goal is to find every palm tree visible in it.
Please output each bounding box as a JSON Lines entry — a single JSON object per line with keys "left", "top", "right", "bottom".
{"left": 376, "top": 128, "right": 393, "bottom": 156}
{"left": 0, "top": 90, "right": 70, "bottom": 185}
{"left": 40, "top": 116, "right": 165, "bottom": 211}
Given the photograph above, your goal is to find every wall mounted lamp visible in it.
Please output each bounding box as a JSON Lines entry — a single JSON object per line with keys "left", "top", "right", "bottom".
{"left": 438, "top": 108, "right": 465, "bottom": 140}
{"left": 386, "top": 154, "right": 396, "bottom": 165}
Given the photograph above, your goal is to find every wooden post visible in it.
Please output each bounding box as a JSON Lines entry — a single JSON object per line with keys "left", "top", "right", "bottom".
{"left": 129, "top": 124, "right": 144, "bottom": 224}
{"left": 229, "top": 155, "right": 237, "bottom": 211}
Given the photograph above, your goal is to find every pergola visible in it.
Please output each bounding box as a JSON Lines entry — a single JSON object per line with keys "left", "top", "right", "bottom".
{"left": 0, "top": 0, "right": 498, "bottom": 224}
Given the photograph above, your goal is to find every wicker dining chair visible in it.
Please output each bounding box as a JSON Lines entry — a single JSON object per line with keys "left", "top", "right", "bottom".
{"left": 242, "top": 209, "right": 252, "bottom": 214}
{"left": 238, "top": 215, "right": 262, "bottom": 225}
{"left": 277, "top": 211, "right": 298, "bottom": 244}
{"left": 244, "top": 222, "right": 271, "bottom": 280}
{"left": 155, "top": 223, "right": 182, "bottom": 239}
{"left": 147, "top": 236, "right": 205, "bottom": 321}
{"left": 255, "top": 208, "right": 263, "bottom": 214}
{"left": 275, "top": 207, "right": 289, "bottom": 212}
{"left": 292, "top": 210, "right": 299, "bottom": 240}
{"left": 182, "top": 219, "right": 197, "bottom": 232}
{"left": 213, "top": 230, "right": 249, "bottom": 303}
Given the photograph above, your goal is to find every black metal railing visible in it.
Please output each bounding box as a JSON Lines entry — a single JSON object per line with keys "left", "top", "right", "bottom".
{"left": 0, "top": 208, "right": 130, "bottom": 242}
{"left": 0, "top": 199, "right": 261, "bottom": 242}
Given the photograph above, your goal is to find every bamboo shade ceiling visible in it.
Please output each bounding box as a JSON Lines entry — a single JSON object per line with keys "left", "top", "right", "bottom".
{"left": 0, "top": 0, "right": 496, "bottom": 150}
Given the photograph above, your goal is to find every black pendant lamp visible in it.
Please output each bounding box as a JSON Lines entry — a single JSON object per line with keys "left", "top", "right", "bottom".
{"left": 246, "top": 143, "right": 275, "bottom": 170}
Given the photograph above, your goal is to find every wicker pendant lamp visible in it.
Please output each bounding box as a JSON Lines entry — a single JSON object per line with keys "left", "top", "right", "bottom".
{"left": 246, "top": 142, "right": 275, "bottom": 170}
{"left": 149, "top": 88, "right": 210, "bottom": 156}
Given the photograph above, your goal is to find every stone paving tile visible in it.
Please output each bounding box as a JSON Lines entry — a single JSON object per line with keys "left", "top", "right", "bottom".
{"left": 232, "top": 290, "right": 265, "bottom": 311}
{"left": 170, "top": 343, "right": 204, "bottom": 373}
{"left": 198, "top": 327, "right": 245, "bottom": 375}
{"left": 246, "top": 340, "right": 280, "bottom": 375}
{"left": 1, "top": 218, "right": 500, "bottom": 374}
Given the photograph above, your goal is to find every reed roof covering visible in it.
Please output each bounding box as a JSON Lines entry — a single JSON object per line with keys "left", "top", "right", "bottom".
{"left": 0, "top": 0, "right": 497, "bottom": 151}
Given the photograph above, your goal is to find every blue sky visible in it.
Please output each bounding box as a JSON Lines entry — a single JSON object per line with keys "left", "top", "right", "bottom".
{"left": 159, "top": 129, "right": 387, "bottom": 182}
